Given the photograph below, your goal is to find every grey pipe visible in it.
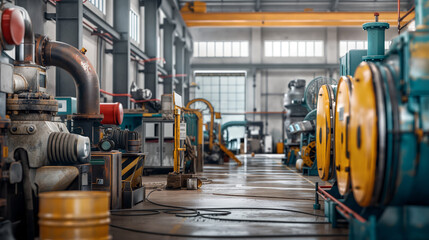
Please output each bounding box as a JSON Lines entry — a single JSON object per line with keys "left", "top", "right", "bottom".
{"left": 14, "top": 6, "right": 34, "bottom": 63}
{"left": 35, "top": 35, "right": 100, "bottom": 116}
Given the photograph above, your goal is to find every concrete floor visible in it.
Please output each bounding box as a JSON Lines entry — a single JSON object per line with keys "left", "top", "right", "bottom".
{"left": 111, "top": 154, "right": 349, "bottom": 239}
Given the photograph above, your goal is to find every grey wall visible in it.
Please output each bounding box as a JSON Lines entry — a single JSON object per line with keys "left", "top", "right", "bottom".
{"left": 189, "top": 26, "right": 398, "bottom": 147}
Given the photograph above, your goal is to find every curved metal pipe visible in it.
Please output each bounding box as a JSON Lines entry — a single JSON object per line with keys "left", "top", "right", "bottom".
{"left": 35, "top": 35, "right": 100, "bottom": 115}
{"left": 14, "top": 6, "right": 34, "bottom": 63}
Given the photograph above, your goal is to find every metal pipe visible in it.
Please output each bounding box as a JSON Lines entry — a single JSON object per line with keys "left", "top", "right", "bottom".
{"left": 14, "top": 6, "right": 34, "bottom": 63}
{"left": 35, "top": 35, "right": 100, "bottom": 116}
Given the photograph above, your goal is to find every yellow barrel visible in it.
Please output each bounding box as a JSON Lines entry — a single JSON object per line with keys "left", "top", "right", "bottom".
{"left": 276, "top": 142, "right": 284, "bottom": 154}
{"left": 39, "top": 191, "right": 111, "bottom": 240}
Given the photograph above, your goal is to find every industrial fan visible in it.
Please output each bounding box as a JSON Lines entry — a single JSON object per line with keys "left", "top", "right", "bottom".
{"left": 304, "top": 76, "right": 337, "bottom": 111}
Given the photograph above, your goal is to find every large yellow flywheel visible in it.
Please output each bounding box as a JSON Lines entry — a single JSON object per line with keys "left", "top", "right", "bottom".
{"left": 350, "top": 62, "right": 385, "bottom": 207}
{"left": 334, "top": 76, "right": 353, "bottom": 195}
{"left": 316, "top": 85, "right": 335, "bottom": 181}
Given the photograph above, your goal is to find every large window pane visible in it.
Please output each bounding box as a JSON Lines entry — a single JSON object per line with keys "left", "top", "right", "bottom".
{"left": 224, "top": 42, "right": 232, "bottom": 57}
{"left": 315, "top": 41, "right": 323, "bottom": 57}
{"left": 265, "top": 41, "right": 273, "bottom": 57}
{"left": 240, "top": 41, "right": 249, "bottom": 57}
{"left": 272, "top": 41, "right": 281, "bottom": 57}
{"left": 193, "top": 42, "right": 199, "bottom": 57}
{"left": 207, "top": 42, "right": 215, "bottom": 57}
{"left": 290, "top": 41, "right": 298, "bottom": 56}
{"left": 199, "top": 42, "right": 207, "bottom": 57}
{"left": 306, "top": 41, "right": 314, "bottom": 57}
{"left": 215, "top": 42, "right": 223, "bottom": 57}
{"left": 232, "top": 42, "right": 240, "bottom": 57}
{"left": 298, "top": 41, "right": 306, "bottom": 57}
{"left": 281, "top": 41, "right": 289, "bottom": 56}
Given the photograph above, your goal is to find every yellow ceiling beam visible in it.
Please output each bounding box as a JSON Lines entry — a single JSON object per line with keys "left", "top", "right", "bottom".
{"left": 181, "top": 12, "right": 415, "bottom": 27}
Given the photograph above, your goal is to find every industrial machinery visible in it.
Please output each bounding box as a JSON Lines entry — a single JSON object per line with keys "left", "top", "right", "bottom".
{"left": 284, "top": 77, "right": 337, "bottom": 169}
{"left": 220, "top": 121, "right": 270, "bottom": 154}
{"left": 283, "top": 79, "right": 308, "bottom": 159}
{"left": 314, "top": 5, "right": 429, "bottom": 239}
{"left": 186, "top": 98, "right": 242, "bottom": 165}
{"left": 0, "top": 3, "right": 104, "bottom": 239}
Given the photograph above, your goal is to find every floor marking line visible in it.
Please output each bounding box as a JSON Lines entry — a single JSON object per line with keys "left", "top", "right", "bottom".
{"left": 169, "top": 218, "right": 186, "bottom": 234}
{"left": 285, "top": 166, "right": 316, "bottom": 186}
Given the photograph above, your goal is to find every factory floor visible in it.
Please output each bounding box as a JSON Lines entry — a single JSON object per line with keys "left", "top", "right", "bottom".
{"left": 110, "top": 154, "right": 349, "bottom": 240}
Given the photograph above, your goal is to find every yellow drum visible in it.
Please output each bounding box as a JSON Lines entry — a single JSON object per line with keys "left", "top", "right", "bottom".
{"left": 39, "top": 191, "right": 111, "bottom": 240}
{"left": 334, "top": 76, "right": 353, "bottom": 195}
{"left": 349, "top": 62, "right": 385, "bottom": 207}
{"left": 316, "top": 84, "right": 336, "bottom": 181}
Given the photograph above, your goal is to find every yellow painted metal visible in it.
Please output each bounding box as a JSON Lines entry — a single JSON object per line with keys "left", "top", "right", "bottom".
{"left": 121, "top": 154, "right": 145, "bottom": 188}
{"left": 219, "top": 143, "right": 242, "bottom": 166}
{"left": 181, "top": 11, "right": 414, "bottom": 27}
{"left": 173, "top": 107, "right": 186, "bottom": 173}
{"left": 316, "top": 85, "right": 334, "bottom": 181}
{"left": 334, "top": 76, "right": 353, "bottom": 195}
{"left": 349, "top": 62, "right": 378, "bottom": 207}
{"left": 182, "top": 107, "right": 204, "bottom": 171}
{"left": 39, "top": 191, "right": 110, "bottom": 240}
{"left": 302, "top": 141, "right": 315, "bottom": 167}
{"left": 181, "top": 1, "right": 207, "bottom": 13}
{"left": 186, "top": 98, "right": 216, "bottom": 151}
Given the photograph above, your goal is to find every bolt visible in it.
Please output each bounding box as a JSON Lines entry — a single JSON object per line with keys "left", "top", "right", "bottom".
{"left": 374, "top": 12, "right": 379, "bottom": 22}
{"left": 11, "top": 127, "right": 17, "bottom": 132}
{"left": 28, "top": 126, "right": 34, "bottom": 133}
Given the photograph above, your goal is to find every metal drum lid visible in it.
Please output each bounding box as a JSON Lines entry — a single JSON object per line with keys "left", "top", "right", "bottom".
{"left": 334, "top": 76, "right": 353, "bottom": 195}
{"left": 316, "top": 84, "right": 335, "bottom": 181}
{"left": 350, "top": 62, "right": 386, "bottom": 207}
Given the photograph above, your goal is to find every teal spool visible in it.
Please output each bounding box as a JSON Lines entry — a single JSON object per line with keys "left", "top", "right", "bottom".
{"left": 362, "top": 14, "right": 389, "bottom": 61}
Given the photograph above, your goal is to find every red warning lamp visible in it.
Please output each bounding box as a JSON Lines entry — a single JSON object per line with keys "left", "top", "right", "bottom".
{"left": 1, "top": 8, "right": 25, "bottom": 45}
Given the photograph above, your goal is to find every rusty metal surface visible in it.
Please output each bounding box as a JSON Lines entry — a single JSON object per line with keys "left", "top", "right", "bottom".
{"left": 35, "top": 35, "right": 100, "bottom": 117}
{"left": 39, "top": 191, "right": 110, "bottom": 240}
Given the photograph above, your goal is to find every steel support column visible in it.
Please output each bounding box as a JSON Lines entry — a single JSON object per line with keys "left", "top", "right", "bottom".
{"left": 183, "top": 48, "right": 192, "bottom": 104}
{"left": 55, "top": 0, "right": 82, "bottom": 97}
{"left": 174, "top": 36, "right": 185, "bottom": 96}
{"left": 113, "top": 0, "right": 131, "bottom": 108}
{"left": 144, "top": 0, "right": 160, "bottom": 98}
{"left": 16, "top": 0, "right": 45, "bottom": 34}
{"left": 162, "top": 19, "right": 176, "bottom": 94}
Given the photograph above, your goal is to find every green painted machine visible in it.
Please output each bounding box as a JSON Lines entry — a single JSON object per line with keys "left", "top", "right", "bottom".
{"left": 315, "top": 3, "right": 429, "bottom": 239}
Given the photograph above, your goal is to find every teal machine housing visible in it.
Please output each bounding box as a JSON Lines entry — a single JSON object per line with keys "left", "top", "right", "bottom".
{"left": 340, "top": 50, "right": 367, "bottom": 76}
{"left": 318, "top": 3, "right": 429, "bottom": 239}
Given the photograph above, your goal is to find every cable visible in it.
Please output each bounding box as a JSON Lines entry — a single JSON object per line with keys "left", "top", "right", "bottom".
{"left": 212, "top": 193, "right": 315, "bottom": 201}
{"left": 110, "top": 189, "right": 348, "bottom": 238}
{"left": 110, "top": 224, "right": 348, "bottom": 239}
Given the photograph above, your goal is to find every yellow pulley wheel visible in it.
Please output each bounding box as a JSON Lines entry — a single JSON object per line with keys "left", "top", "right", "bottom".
{"left": 350, "top": 62, "right": 386, "bottom": 207}
{"left": 334, "top": 76, "right": 353, "bottom": 195}
{"left": 316, "top": 85, "right": 335, "bottom": 181}
{"left": 302, "top": 141, "right": 316, "bottom": 167}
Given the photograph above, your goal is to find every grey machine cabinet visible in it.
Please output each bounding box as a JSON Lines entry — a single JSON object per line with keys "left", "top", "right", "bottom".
{"left": 142, "top": 118, "right": 175, "bottom": 169}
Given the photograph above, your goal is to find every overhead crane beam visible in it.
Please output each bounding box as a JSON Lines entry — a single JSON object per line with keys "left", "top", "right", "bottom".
{"left": 181, "top": 11, "right": 415, "bottom": 27}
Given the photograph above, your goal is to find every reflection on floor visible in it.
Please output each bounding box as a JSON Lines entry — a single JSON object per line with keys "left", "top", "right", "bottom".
{"left": 111, "top": 154, "right": 348, "bottom": 239}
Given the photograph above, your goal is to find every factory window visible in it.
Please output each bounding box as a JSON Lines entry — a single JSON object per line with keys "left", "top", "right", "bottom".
{"left": 88, "top": 0, "right": 106, "bottom": 14}
{"left": 194, "top": 72, "right": 246, "bottom": 115}
{"left": 129, "top": 9, "right": 140, "bottom": 43}
{"left": 193, "top": 41, "right": 249, "bottom": 57}
{"left": 264, "top": 40, "right": 324, "bottom": 57}
{"left": 339, "top": 40, "right": 391, "bottom": 57}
